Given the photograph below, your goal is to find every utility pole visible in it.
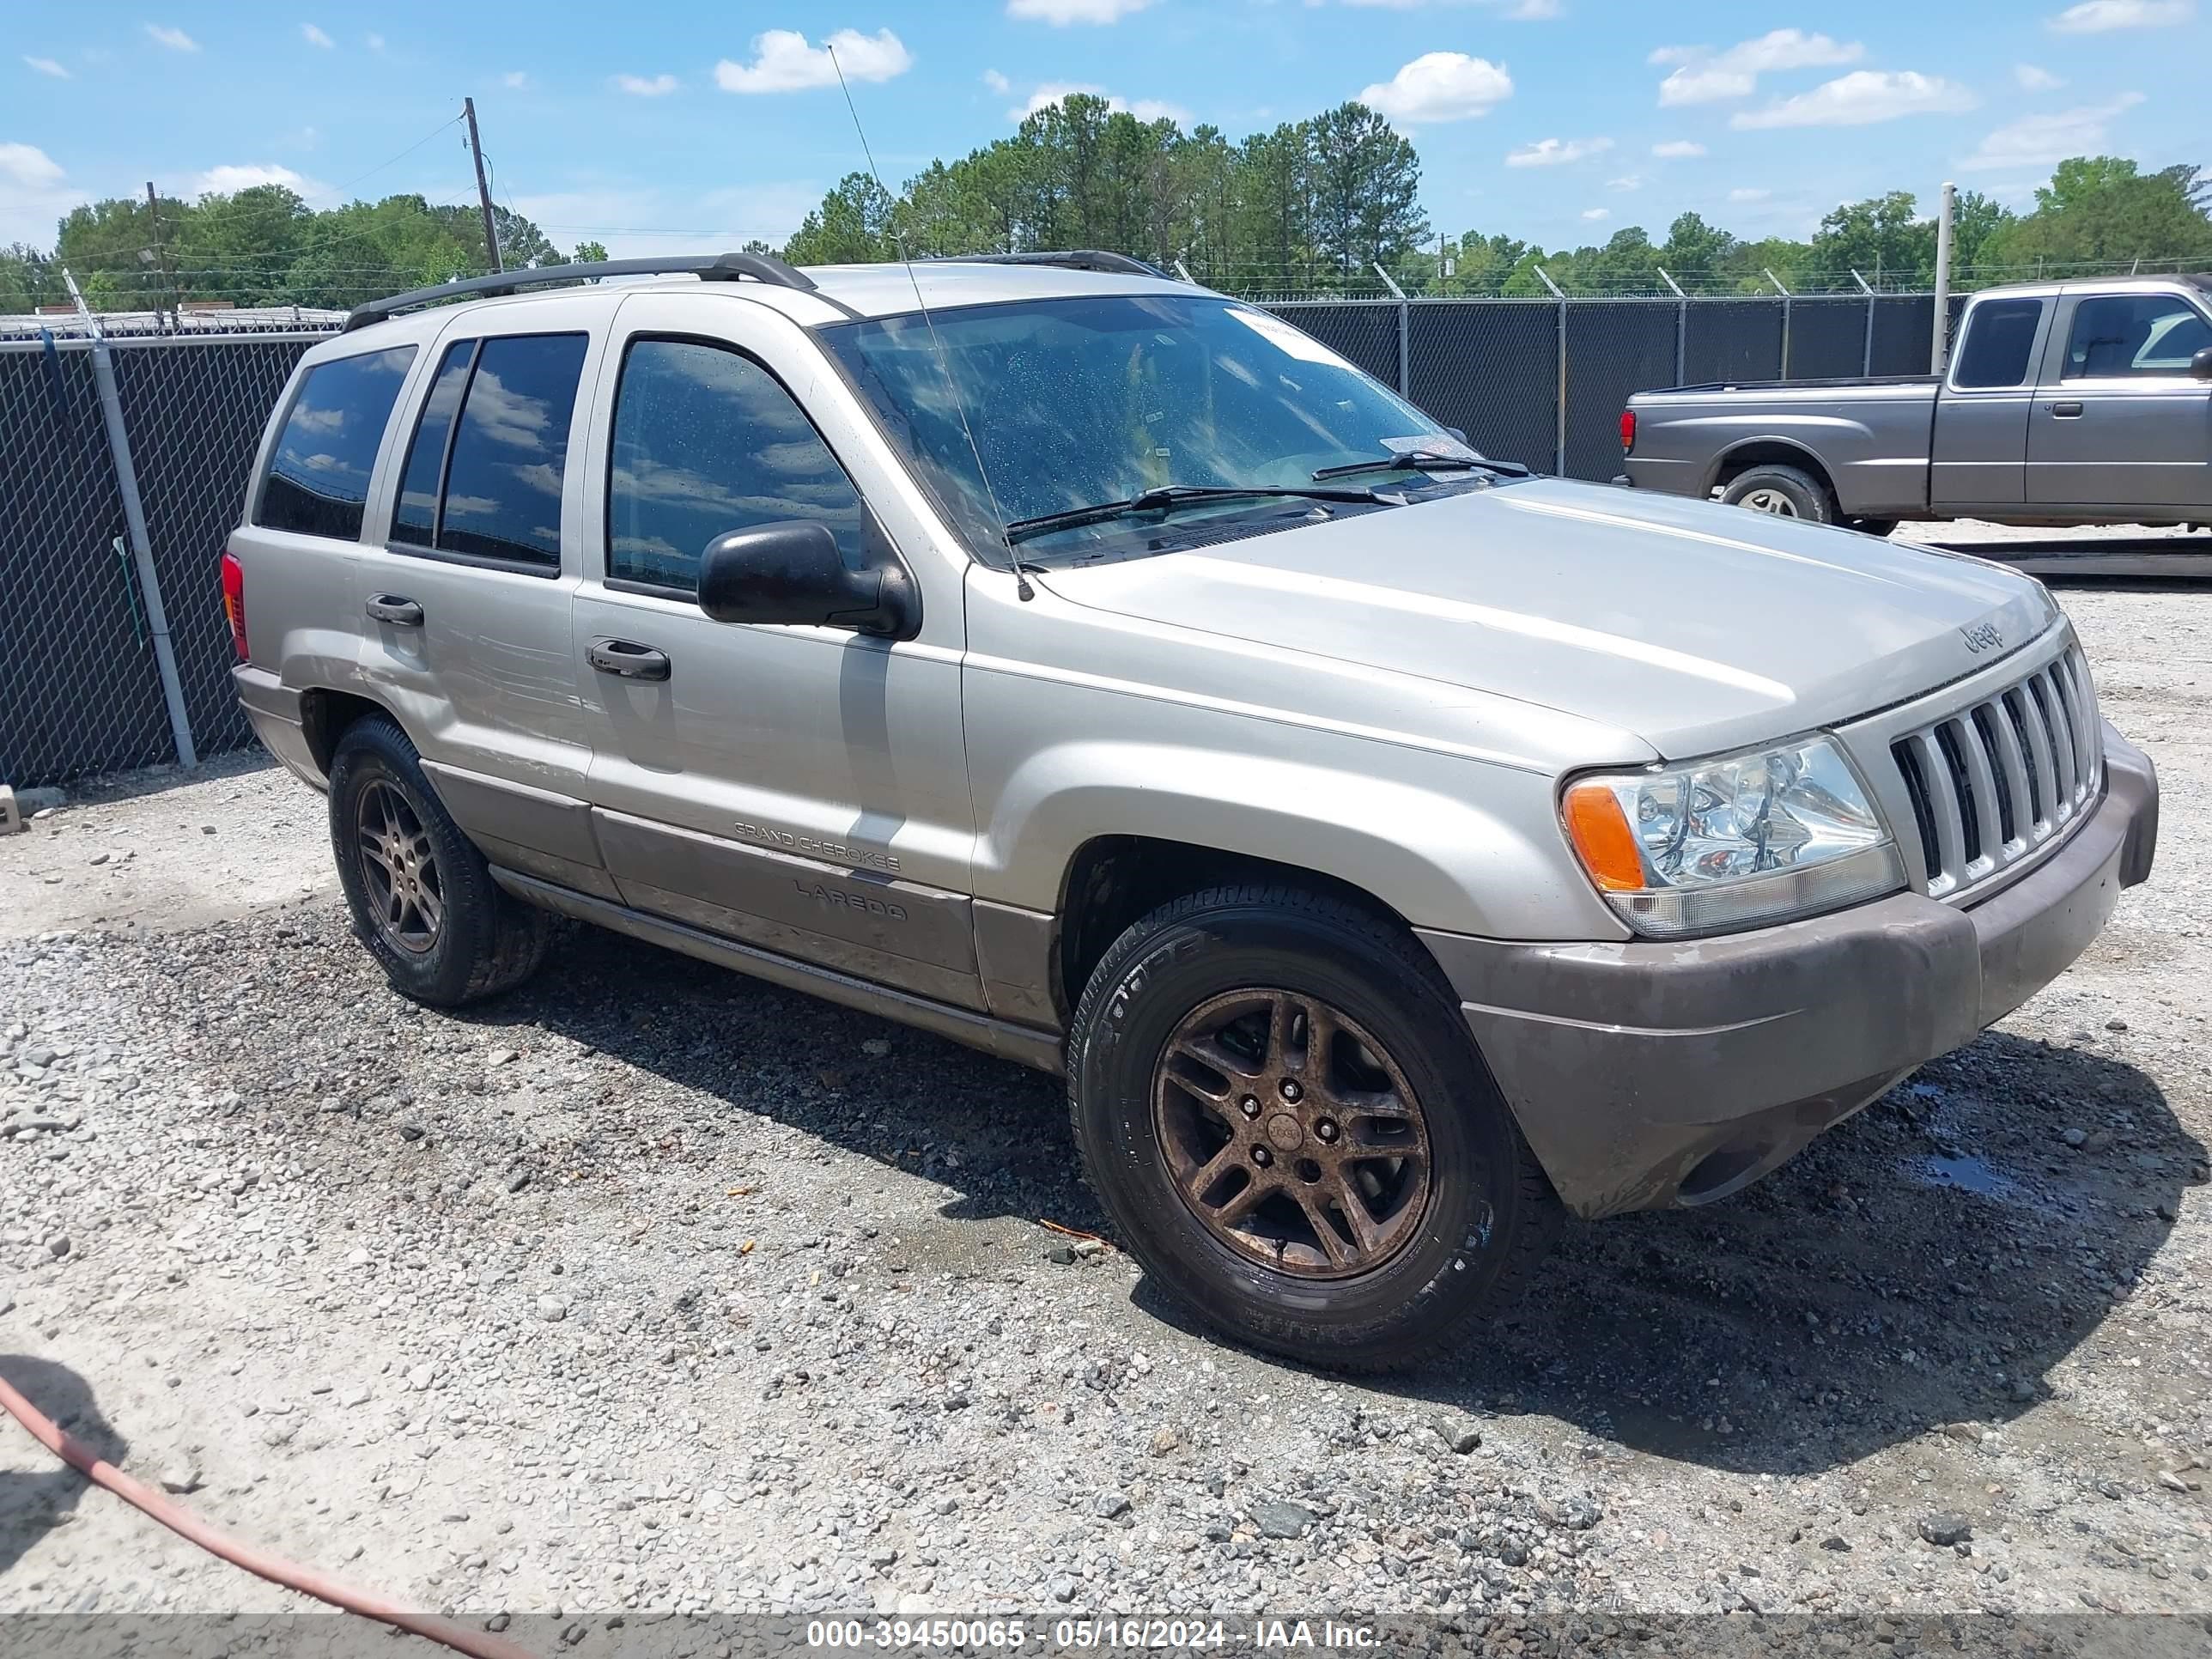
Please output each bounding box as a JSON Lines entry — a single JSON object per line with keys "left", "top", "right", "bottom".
{"left": 464, "top": 97, "right": 502, "bottom": 274}
{"left": 144, "top": 181, "right": 177, "bottom": 329}
{"left": 1929, "top": 180, "right": 1956, "bottom": 375}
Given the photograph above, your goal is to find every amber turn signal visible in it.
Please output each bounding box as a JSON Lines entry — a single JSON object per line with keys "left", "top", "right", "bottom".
{"left": 1563, "top": 781, "right": 1647, "bottom": 893}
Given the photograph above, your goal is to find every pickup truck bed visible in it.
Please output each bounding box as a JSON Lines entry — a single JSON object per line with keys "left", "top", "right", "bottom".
{"left": 1621, "top": 276, "right": 2212, "bottom": 530}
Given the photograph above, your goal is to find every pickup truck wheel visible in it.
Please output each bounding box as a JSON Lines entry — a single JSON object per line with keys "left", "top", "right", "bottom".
{"left": 1067, "top": 884, "right": 1560, "bottom": 1370}
{"left": 327, "top": 715, "right": 550, "bottom": 1006}
{"left": 1720, "top": 463, "right": 1836, "bottom": 525}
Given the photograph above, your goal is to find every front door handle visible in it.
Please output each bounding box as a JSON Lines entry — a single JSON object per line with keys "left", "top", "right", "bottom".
{"left": 587, "top": 637, "right": 672, "bottom": 682}
{"left": 2049, "top": 400, "right": 2084, "bottom": 418}
{"left": 366, "top": 594, "right": 423, "bottom": 626}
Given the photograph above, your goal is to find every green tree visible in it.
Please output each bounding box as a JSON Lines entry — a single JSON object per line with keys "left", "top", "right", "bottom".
{"left": 572, "top": 240, "right": 610, "bottom": 264}
{"left": 1810, "top": 191, "right": 1935, "bottom": 289}
{"left": 1978, "top": 155, "right": 2212, "bottom": 274}
{"left": 1304, "top": 102, "right": 1427, "bottom": 278}
{"left": 784, "top": 173, "right": 899, "bottom": 265}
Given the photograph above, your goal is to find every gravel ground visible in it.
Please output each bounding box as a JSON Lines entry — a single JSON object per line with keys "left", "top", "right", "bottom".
{"left": 1, "top": 580, "right": 2208, "bottom": 1643}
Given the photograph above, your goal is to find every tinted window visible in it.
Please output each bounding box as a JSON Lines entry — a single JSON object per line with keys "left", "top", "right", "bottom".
{"left": 607, "top": 339, "right": 865, "bottom": 592}
{"left": 434, "top": 333, "right": 588, "bottom": 568}
{"left": 1952, "top": 299, "right": 2043, "bottom": 389}
{"left": 2064, "top": 295, "right": 2212, "bottom": 379}
{"left": 391, "top": 340, "right": 473, "bottom": 547}
{"left": 257, "top": 346, "right": 416, "bottom": 539}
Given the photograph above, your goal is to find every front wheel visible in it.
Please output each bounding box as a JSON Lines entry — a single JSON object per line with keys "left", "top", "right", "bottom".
{"left": 1066, "top": 884, "right": 1560, "bottom": 1370}
{"left": 327, "top": 714, "right": 550, "bottom": 1006}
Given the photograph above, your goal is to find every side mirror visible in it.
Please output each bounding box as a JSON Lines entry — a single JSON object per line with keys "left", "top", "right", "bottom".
{"left": 2192, "top": 345, "right": 2212, "bottom": 380}
{"left": 696, "top": 520, "right": 918, "bottom": 639}
{"left": 1444, "top": 426, "right": 1469, "bottom": 444}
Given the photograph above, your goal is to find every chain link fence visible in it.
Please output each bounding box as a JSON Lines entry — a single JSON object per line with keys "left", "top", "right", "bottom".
{"left": 0, "top": 285, "right": 1954, "bottom": 789}
{"left": 0, "top": 329, "right": 327, "bottom": 789}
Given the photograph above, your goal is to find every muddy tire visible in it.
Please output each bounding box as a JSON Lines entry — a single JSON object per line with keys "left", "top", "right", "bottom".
{"left": 327, "top": 714, "right": 549, "bottom": 1006}
{"left": 1066, "top": 883, "right": 1560, "bottom": 1370}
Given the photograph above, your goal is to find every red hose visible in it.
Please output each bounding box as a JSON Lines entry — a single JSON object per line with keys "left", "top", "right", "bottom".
{"left": 0, "top": 1369, "right": 537, "bottom": 1659}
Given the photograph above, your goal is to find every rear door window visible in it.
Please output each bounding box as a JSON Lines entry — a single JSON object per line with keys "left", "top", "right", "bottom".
{"left": 384, "top": 331, "right": 588, "bottom": 571}
{"left": 256, "top": 345, "right": 417, "bottom": 539}
{"left": 1951, "top": 299, "right": 2043, "bottom": 389}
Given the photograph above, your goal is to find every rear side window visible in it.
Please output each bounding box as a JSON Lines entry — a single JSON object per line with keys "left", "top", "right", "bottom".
{"left": 2063, "top": 294, "right": 2212, "bottom": 378}
{"left": 257, "top": 345, "right": 416, "bottom": 539}
{"left": 385, "top": 332, "right": 588, "bottom": 571}
{"left": 1951, "top": 300, "right": 2042, "bottom": 389}
{"left": 605, "top": 337, "right": 865, "bottom": 592}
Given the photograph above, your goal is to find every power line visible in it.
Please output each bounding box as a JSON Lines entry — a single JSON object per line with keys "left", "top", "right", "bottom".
{"left": 328, "top": 112, "right": 468, "bottom": 200}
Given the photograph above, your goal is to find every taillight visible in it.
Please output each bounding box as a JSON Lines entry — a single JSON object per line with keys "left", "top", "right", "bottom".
{"left": 220, "top": 549, "right": 248, "bottom": 661}
{"left": 1619, "top": 408, "right": 1637, "bottom": 453}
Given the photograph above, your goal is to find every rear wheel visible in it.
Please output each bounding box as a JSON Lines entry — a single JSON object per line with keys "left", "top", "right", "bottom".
{"left": 1066, "top": 884, "right": 1560, "bottom": 1370}
{"left": 327, "top": 714, "right": 549, "bottom": 1006}
{"left": 1721, "top": 463, "right": 1837, "bottom": 525}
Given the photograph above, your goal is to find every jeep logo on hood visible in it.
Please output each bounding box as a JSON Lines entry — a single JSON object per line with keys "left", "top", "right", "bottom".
{"left": 1960, "top": 619, "right": 2004, "bottom": 655}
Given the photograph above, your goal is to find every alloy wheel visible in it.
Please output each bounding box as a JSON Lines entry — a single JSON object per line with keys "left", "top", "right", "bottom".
{"left": 1152, "top": 988, "right": 1433, "bottom": 1279}
{"left": 355, "top": 778, "right": 443, "bottom": 955}
{"left": 1739, "top": 487, "right": 1799, "bottom": 516}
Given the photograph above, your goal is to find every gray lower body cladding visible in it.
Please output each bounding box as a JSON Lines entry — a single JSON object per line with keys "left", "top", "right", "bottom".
{"left": 1418, "top": 725, "right": 2158, "bottom": 1219}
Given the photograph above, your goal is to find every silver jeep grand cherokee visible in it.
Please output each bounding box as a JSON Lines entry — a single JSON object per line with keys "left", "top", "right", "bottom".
{"left": 224, "top": 250, "right": 2158, "bottom": 1369}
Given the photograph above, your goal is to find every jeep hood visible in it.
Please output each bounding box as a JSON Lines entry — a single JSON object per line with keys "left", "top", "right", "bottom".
{"left": 1032, "top": 477, "right": 2058, "bottom": 759}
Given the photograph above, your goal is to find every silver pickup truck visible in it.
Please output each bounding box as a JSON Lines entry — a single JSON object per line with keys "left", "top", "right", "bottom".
{"left": 1621, "top": 275, "right": 2212, "bottom": 532}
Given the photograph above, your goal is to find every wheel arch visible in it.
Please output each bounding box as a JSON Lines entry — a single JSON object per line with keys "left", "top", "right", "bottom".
{"left": 1705, "top": 438, "right": 1838, "bottom": 502}
{"left": 297, "top": 685, "right": 404, "bottom": 784}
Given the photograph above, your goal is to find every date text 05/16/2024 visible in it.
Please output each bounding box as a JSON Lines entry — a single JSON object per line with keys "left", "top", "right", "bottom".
{"left": 804, "top": 1619, "right": 1382, "bottom": 1650}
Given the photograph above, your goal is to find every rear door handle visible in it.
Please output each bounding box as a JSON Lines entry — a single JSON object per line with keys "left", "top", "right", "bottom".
{"left": 587, "top": 638, "right": 672, "bottom": 682}
{"left": 2049, "top": 401, "right": 2084, "bottom": 417}
{"left": 366, "top": 594, "right": 423, "bottom": 626}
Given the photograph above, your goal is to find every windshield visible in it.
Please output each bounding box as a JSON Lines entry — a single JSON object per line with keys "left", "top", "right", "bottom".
{"left": 823, "top": 294, "right": 1483, "bottom": 565}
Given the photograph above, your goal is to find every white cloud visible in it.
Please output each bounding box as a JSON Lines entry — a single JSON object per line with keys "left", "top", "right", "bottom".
{"left": 1650, "top": 28, "right": 1862, "bottom": 106}
{"left": 365, "top": 33, "right": 385, "bottom": 50}
{"left": 1505, "top": 135, "right": 1613, "bottom": 167}
{"left": 1729, "top": 186, "right": 1771, "bottom": 202}
{"left": 1732, "top": 70, "right": 1977, "bottom": 129}
{"left": 145, "top": 24, "right": 199, "bottom": 52}
{"left": 1607, "top": 173, "right": 1643, "bottom": 192}
{"left": 1356, "top": 52, "right": 1513, "bottom": 124}
{"left": 1960, "top": 91, "right": 2145, "bottom": 170}
{"left": 513, "top": 181, "right": 824, "bottom": 260}
{"left": 714, "top": 28, "right": 912, "bottom": 94}
{"left": 191, "top": 163, "right": 316, "bottom": 197}
{"left": 301, "top": 23, "right": 332, "bottom": 48}
{"left": 1340, "top": 0, "right": 1558, "bottom": 11}
{"left": 501, "top": 70, "right": 529, "bottom": 88}
{"left": 2014, "top": 64, "right": 2063, "bottom": 89}
{"left": 1580, "top": 207, "right": 1610, "bottom": 221}
{"left": 1006, "top": 0, "right": 1154, "bottom": 21}
{"left": 614, "top": 72, "right": 678, "bottom": 96}
{"left": 1650, "top": 139, "right": 1706, "bottom": 158}
{"left": 0, "top": 143, "right": 65, "bottom": 190}
{"left": 2048, "top": 0, "right": 2192, "bottom": 30}
{"left": 981, "top": 69, "right": 1011, "bottom": 94}
{"left": 1015, "top": 82, "right": 1192, "bottom": 124}
{"left": 23, "top": 55, "right": 70, "bottom": 78}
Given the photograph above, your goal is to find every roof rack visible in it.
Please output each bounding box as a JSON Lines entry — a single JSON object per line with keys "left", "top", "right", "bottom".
{"left": 341, "top": 251, "right": 818, "bottom": 333}
{"left": 938, "top": 251, "right": 1174, "bottom": 281}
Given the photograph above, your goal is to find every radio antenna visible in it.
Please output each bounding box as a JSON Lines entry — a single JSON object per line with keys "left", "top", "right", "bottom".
{"left": 827, "top": 45, "right": 1030, "bottom": 599}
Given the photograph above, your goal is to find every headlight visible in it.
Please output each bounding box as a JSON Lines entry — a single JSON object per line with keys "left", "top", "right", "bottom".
{"left": 1562, "top": 735, "right": 1904, "bottom": 938}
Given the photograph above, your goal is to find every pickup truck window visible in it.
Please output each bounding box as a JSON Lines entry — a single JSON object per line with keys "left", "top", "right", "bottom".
{"left": 1951, "top": 299, "right": 2043, "bottom": 390}
{"left": 605, "top": 338, "right": 865, "bottom": 593}
{"left": 256, "top": 345, "right": 417, "bottom": 540}
{"left": 2063, "top": 295, "right": 2212, "bottom": 379}
{"left": 384, "top": 331, "right": 587, "bottom": 572}
{"left": 824, "top": 295, "right": 1461, "bottom": 565}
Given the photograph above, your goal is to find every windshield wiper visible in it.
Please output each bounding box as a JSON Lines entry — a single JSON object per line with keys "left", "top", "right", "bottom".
{"left": 1004, "top": 482, "right": 1396, "bottom": 545}
{"left": 1311, "top": 451, "right": 1531, "bottom": 482}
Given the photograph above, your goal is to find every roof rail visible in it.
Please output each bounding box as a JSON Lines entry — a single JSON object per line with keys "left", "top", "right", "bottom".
{"left": 341, "top": 251, "right": 818, "bottom": 333}
{"left": 939, "top": 251, "right": 1174, "bottom": 281}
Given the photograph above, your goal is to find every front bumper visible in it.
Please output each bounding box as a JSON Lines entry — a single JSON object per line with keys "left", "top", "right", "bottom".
{"left": 1417, "top": 721, "right": 2158, "bottom": 1219}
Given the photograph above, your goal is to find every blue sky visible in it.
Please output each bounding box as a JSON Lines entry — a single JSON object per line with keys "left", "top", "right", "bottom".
{"left": 4, "top": 1, "right": 2205, "bottom": 261}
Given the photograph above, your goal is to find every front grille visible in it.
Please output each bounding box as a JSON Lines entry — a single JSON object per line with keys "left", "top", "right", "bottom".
{"left": 1889, "top": 644, "right": 2101, "bottom": 901}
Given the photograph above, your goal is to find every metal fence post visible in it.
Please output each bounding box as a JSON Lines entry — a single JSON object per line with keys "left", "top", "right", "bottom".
{"left": 1373, "top": 263, "right": 1410, "bottom": 397}
{"left": 62, "top": 269, "right": 198, "bottom": 769}
{"left": 1851, "top": 269, "right": 1875, "bottom": 374}
{"left": 1656, "top": 267, "right": 1686, "bottom": 385}
{"left": 1534, "top": 266, "right": 1566, "bottom": 474}
{"left": 1765, "top": 268, "right": 1792, "bottom": 378}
